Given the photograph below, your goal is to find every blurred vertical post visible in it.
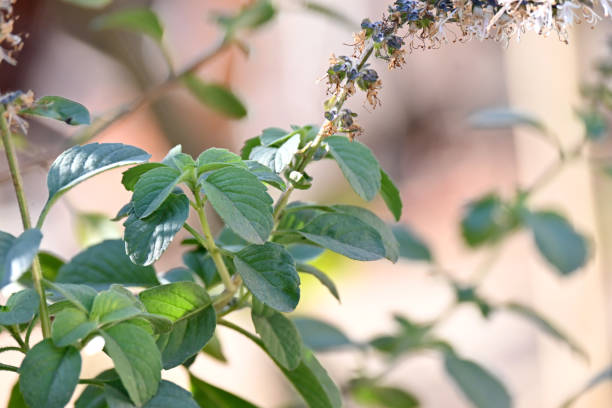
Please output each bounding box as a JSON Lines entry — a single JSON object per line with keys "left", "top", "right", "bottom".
{"left": 505, "top": 33, "right": 612, "bottom": 407}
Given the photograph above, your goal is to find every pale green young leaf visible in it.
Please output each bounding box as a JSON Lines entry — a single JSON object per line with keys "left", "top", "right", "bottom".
{"left": 326, "top": 135, "right": 381, "bottom": 201}
{"left": 234, "top": 243, "right": 300, "bottom": 312}
{"left": 250, "top": 134, "right": 300, "bottom": 173}
{"left": 19, "top": 339, "right": 82, "bottom": 408}
{"left": 201, "top": 166, "right": 274, "bottom": 244}
{"left": 351, "top": 382, "right": 419, "bottom": 408}
{"left": 196, "top": 148, "right": 245, "bottom": 174}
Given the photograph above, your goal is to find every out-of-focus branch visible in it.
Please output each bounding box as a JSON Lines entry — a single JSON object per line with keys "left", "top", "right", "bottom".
{"left": 72, "top": 37, "right": 233, "bottom": 144}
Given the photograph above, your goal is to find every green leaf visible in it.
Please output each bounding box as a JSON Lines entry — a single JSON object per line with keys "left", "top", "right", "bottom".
{"left": 234, "top": 243, "right": 300, "bottom": 312}
{"left": 101, "top": 380, "right": 200, "bottom": 408}
{"left": 132, "top": 166, "right": 182, "bottom": 219}
{"left": 461, "top": 194, "right": 507, "bottom": 248}
{"left": 7, "top": 381, "right": 27, "bottom": 408}
{"left": 380, "top": 169, "right": 403, "bottom": 221}
{"left": 90, "top": 286, "right": 146, "bottom": 325}
{"left": 121, "top": 163, "right": 165, "bottom": 192}
{"left": 19, "top": 339, "right": 82, "bottom": 408}
{"left": 124, "top": 192, "right": 190, "bottom": 266}
{"left": 202, "top": 335, "right": 227, "bottom": 362}
{"left": 75, "top": 212, "right": 121, "bottom": 248}
{"left": 525, "top": 211, "right": 588, "bottom": 275}
{"left": 504, "top": 302, "right": 587, "bottom": 359}
{"left": 351, "top": 382, "right": 419, "bottom": 408}
{"left": 562, "top": 366, "right": 612, "bottom": 408}
{"left": 140, "top": 282, "right": 216, "bottom": 369}
{"left": 19, "top": 251, "right": 64, "bottom": 286}
{"left": 1, "top": 229, "right": 42, "bottom": 288}
{"left": 444, "top": 352, "right": 511, "bottom": 408}
{"left": 252, "top": 301, "right": 303, "bottom": 370}
{"left": 21, "top": 96, "right": 90, "bottom": 126}
{"left": 250, "top": 134, "right": 301, "bottom": 173}
{"left": 51, "top": 308, "right": 96, "bottom": 347}
{"left": 0, "top": 288, "right": 39, "bottom": 325}
{"left": 279, "top": 348, "right": 342, "bottom": 408}
{"left": 44, "top": 143, "right": 150, "bottom": 222}
{"left": 62, "top": 0, "right": 112, "bottom": 9}
{"left": 245, "top": 160, "right": 287, "bottom": 191}
{"left": 292, "top": 317, "right": 352, "bottom": 352}
{"left": 260, "top": 128, "right": 291, "bottom": 146}
{"left": 577, "top": 110, "right": 608, "bottom": 140}
{"left": 288, "top": 244, "right": 325, "bottom": 263}
{"left": 298, "top": 213, "right": 386, "bottom": 261}
{"left": 333, "top": 205, "right": 399, "bottom": 262}
{"left": 182, "top": 249, "right": 222, "bottom": 287}
{"left": 190, "top": 374, "right": 260, "bottom": 408}
{"left": 215, "top": 0, "right": 276, "bottom": 36}
{"left": 392, "top": 225, "right": 433, "bottom": 262}
{"left": 57, "top": 240, "right": 159, "bottom": 287}
{"left": 183, "top": 75, "right": 247, "bottom": 119}
{"left": 163, "top": 267, "right": 195, "bottom": 283}
{"left": 139, "top": 282, "right": 211, "bottom": 322}
{"left": 196, "top": 148, "right": 245, "bottom": 174}
{"left": 201, "top": 166, "right": 273, "bottom": 244}
{"left": 101, "top": 322, "right": 162, "bottom": 406}
{"left": 47, "top": 282, "right": 97, "bottom": 314}
{"left": 92, "top": 9, "right": 164, "bottom": 43}
{"left": 241, "top": 136, "right": 261, "bottom": 160}
{"left": 326, "top": 135, "right": 381, "bottom": 201}
{"left": 297, "top": 263, "right": 340, "bottom": 302}
{"left": 369, "top": 316, "right": 434, "bottom": 357}
{"left": 468, "top": 107, "right": 545, "bottom": 131}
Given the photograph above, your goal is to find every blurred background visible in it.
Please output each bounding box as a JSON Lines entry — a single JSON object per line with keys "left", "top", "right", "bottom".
{"left": 1, "top": 0, "right": 612, "bottom": 407}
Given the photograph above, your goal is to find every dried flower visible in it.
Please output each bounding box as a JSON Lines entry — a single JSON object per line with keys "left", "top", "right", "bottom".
{"left": 0, "top": 0, "right": 22, "bottom": 65}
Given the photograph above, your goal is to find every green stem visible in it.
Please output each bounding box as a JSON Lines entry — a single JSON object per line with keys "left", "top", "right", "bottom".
{"left": 78, "top": 378, "right": 106, "bottom": 387}
{"left": 7, "top": 326, "right": 27, "bottom": 351}
{"left": 218, "top": 319, "right": 263, "bottom": 346}
{"left": 273, "top": 45, "right": 375, "bottom": 223}
{"left": 193, "top": 194, "right": 235, "bottom": 292}
{"left": 0, "top": 363, "right": 19, "bottom": 373}
{"left": 0, "top": 346, "right": 25, "bottom": 354}
{"left": 0, "top": 107, "right": 51, "bottom": 338}
{"left": 73, "top": 37, "right": 232, "bottom": 144}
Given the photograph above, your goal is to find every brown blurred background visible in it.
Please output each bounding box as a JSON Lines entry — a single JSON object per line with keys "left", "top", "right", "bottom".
{"left": 1, "top": 0, "right": 612, "bottom": 407}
